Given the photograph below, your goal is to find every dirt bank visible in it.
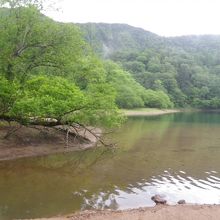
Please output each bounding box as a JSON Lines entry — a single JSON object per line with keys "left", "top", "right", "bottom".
{"left": 0, "top": 123, "right": 101, "bottom": 161}
{"left": 35, "top": 205, "right": 220, "bottom": 220}
{"left": 123, "top": 108, "right": 180, "bottom": 116}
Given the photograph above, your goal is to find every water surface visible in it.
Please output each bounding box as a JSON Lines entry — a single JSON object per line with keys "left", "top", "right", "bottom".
{"left": 0, "top": 112, "right": 220, "bottom": 219}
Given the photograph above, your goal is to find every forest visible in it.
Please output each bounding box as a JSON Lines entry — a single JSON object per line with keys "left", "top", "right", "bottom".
{"left": 79, "top": 23, "right": 220, "bottom": 109}
{"left": 1, "top": 0, "right": 220, "bottom": 132}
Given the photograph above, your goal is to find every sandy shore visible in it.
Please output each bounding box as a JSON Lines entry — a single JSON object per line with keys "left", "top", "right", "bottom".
{"left": 123, "top": 108, "right": 180, "bottom": 116}
{"left": 34, "top": 205, "right": 220, "bottom": 220}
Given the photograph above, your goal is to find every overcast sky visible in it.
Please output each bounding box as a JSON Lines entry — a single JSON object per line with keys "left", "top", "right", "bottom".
{"left": 45, "top": 0, "right": 220, "bottom": 37}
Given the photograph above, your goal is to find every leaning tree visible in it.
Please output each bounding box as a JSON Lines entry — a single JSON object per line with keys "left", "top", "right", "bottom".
{"left": 0, "top": 0, "right": 123, "bottom": 145}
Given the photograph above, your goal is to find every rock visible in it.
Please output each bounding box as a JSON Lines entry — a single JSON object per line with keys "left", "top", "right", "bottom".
{"left": 151, "top": 195, "right": 167, "bottom": 205}
{"left": 178, "top": 199, "right": 186, "bottom": 204}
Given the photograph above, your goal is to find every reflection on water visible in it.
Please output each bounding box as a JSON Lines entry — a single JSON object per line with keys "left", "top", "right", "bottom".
{"left": 79, "top": 170, "right": 220, "bottom": 211}
{"left": 0, "top": 112, "right": 220, "bottom": 219}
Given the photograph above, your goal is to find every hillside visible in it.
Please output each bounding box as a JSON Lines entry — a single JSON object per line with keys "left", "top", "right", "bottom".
{"left": 77, "top": 23, "right": 220, "bottom": 57}
{"left": 78, "top": 23, "right": 220, "bottom": 108}
{"left": 78, "top": 23, "right": 163, "bottom": 57}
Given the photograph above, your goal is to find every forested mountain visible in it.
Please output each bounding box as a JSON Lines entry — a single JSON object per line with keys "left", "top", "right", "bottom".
{"left": 78, "top": 23, "right": 220, "bottom": 59}
{"left": 78, "top": 23, "right": 220, "bottom": 108}
{"left": 78, "top": 23, "right": 162, "bottom": 57}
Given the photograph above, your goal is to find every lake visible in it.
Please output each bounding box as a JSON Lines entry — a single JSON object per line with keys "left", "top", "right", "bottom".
{"left": 0, "top": 112, "right": 220, "bottom": 219}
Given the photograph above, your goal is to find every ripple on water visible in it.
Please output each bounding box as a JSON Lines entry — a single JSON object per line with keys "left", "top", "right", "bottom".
{"left": 80, "top": 170, "right": 220, "bottom": 210}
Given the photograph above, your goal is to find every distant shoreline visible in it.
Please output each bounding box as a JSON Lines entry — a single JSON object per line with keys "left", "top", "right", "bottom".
{"left": 123, "top": 108, "right": 181, "bottom": 116}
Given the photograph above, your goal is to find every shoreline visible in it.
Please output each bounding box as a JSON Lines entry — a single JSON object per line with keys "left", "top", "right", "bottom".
{"left": 0, "top": 142, "right": 95, "bottom": 162}
{"left": 0, "top": 125, "right": 100, "bottom": 162}
{"left": 33, "top": 204, "right": 220, "bottom": 220}
{"left": 123, "top": 108, "right": 181, "bottom": 116}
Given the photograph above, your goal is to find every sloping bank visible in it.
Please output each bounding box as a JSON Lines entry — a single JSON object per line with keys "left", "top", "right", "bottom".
{"left": 33, "top": 205, "right": 220, "bottom": 220}
{"left": 0, "top": 123, "right": 101, "bottom": 161}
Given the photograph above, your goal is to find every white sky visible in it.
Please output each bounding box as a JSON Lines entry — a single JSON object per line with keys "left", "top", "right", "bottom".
{"left": 45, "top": 0, "right": 220, "bottom": 36}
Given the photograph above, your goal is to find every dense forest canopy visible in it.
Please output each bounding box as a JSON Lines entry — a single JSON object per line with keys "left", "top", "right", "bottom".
{"left": 78, "top": 23, "right": 220, "bottom": 109}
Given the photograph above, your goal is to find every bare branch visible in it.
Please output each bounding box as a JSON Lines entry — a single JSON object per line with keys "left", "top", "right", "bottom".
{"left": 13, "top": 42, "right": 55, "bottom": 58}
{"left": 0, "top": 114, "right": 116, "bottom": 148}
{"left": 73, "top": 122, "right": 116, "bottom": 148}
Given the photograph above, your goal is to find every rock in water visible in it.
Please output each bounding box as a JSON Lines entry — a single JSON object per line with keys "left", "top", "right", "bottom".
{"left": 151, "top": 195, "right": 167, "bottom": 205}
{"left": 178, "top": 199, "right": 186, "bottom": 204}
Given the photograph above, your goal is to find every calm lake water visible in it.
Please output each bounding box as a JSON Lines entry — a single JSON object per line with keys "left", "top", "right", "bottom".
{"left": 1, "top": 112, "right": 220, "bottom": 219}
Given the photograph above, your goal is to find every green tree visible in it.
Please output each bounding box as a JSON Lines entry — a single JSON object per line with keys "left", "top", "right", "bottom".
{"left": 0, "top": 1, "right": 123, "bottom": 130}
{"left": 144, "top": 90, "right": 174, "bottom": 109}
{"left": 104, "top": 61, "right": 146, "bottom": 109}
{"left": 0, "top": 5, "right": 86, "bottom": 82}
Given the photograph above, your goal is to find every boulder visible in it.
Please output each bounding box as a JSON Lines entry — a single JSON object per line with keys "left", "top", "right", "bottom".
{"left": 178, "top": 199, "right": 186, "bottom": 204}
{"left": 151, "top": 195, "right": 167, "bottom": 205}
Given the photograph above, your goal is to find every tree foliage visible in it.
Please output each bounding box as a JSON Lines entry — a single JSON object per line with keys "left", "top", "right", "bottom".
{"left": 104, "top": 61, "right": 173, "bottom": 109}
{"left": 0, "top": 2, "right": 123, "bottom": 129}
